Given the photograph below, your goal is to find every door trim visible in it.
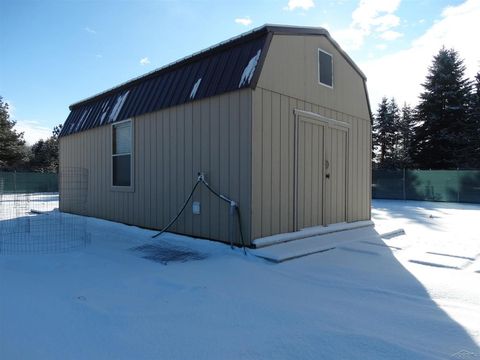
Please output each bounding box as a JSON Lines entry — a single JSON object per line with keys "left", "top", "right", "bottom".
{"left": 293, "top": 109, "right": 350, "bottom": 230}
{"left": 294, "top": 109, "right": 351, "bottom": 130}
{"left": 294, "top": 113, "right": 326, "bottom": 231}
{"left": 324, "top": 126, "right": 349, "bottom": 224}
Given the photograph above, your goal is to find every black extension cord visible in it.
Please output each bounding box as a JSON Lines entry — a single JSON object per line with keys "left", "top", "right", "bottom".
{"left": 152, "top": 174, "right": 247, "bottom": 254}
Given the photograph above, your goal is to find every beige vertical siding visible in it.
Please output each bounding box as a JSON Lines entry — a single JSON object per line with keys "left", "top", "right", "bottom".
{"left": 251, "top": 88, "right": 371, "bottom": 239}
{"left": 60, "top": 89, "right": 252, "bottom": 245}
{"left": 251, "top": 33, "right": 371, "bottom": 240}
{"left": 257, "top": 34, "right": 371, "bottom": 121}
{"left": 60, "top": 33, "right": 371, "bottom": 246}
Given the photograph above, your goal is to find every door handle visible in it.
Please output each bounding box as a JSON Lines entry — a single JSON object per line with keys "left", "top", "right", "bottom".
{"left": 326, "top": 173, "right": 330, "bottom": 179}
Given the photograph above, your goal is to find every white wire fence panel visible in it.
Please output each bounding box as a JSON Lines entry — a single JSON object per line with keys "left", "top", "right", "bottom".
{"left": 0, "top": 168, "right": 90, "bottom": 254}
{"left": 0, "top": 214, "right": 89, "bottom": 254}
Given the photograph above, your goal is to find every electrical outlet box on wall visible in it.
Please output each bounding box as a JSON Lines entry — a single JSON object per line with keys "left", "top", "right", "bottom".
{"left": 192, "top": 201, "right": 201, "bottom": 215}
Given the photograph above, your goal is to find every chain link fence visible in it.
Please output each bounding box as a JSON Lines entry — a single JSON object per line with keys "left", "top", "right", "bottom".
{"left": 372, "top": 169, "right": 480, "bottom": 203}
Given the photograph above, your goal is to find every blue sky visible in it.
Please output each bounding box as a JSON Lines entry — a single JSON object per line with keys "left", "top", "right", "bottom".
{"left": 1, "top": 0, "right": 479, "bottom": 144}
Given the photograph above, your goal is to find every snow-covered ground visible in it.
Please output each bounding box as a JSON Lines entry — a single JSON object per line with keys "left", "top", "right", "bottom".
{"left": 0, "top": 193, "right": 59, "bottom": 219}
{"left": 1, "top": 199, "right": 479, "bottom": 359}
{"left": 0, "top": 193, "right": 87, "bottom": 254}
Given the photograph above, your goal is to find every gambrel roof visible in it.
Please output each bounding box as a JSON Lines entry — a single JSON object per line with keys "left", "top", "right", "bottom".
{"left": 61, "top": 25, "right": 367, "bottom": 137}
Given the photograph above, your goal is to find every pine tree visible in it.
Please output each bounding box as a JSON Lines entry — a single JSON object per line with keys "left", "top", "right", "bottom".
{"left": 49, "top": 124, "right": 63, "bottom": 172}
{"left": 386, "top": 98, "right": 401, "bottom": 168}
{"left": 373, "top": 98, "right": 390, "bottom": 168}
{"left": 372, "top": 97, "right": 399, "bottom": 168}
{"left": 0, "top": 96, "right": 28, "bottom": 170}
{"left": 467, "top": 72, "right": 480, "bottom": 168}
{"left": 397, "top": 103, "right": 416, "bottom": 168}
{"left": 29, "top": 124, "right": 63, "bottom": 172}
{"left": 414, "top": 47, "right": 472, "bottom": 169}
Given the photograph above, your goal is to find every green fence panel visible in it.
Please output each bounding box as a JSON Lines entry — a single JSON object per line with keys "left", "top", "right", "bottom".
{"left": 0, "top": 172, "right": 59, "bottom": 193}
{"left": 457, "top": 170, "right": 480, "bottom": 203}
{"left": 372, "top": 169, "right": 404, "bottom": 199}
{"left": 372, "top": 169, "right": 480, "bottom": 203}
{"left": 406, "top": 170, "right": 458, "bottom": 202}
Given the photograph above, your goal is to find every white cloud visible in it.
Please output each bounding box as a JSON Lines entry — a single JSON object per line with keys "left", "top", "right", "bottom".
{"left": 284, "top": 0, "right": 315, "bottom": 11}
{"left": 139, "top": 57, "right": 150, "bottom": 66}
{"left": 14, "top": 120, "right": 52, "bottom": 145}
{"left": 372, "top": 14, "right": 400, "bottom": 32}
{"left": 333, "top": 27, "right": 367, "bottom": 51}
{"left": 361, "top": 0, "right": 480, "bottom": 108}
{"left": 379, "top": 30, "right": 403, "bottom": 41}
{"left": 332, "top": 0, "right": 402, "bottom": 50}
{"left": 84, "top": 27, "right": 96, "bottom": 34}
{"left": 376, "top": 43, "right": 387, "bottom": 50}
{"left": 235, "top": 17, "right": 252, "bottom": 26}
{"left": 351, "top": 0, "right": 400, "bottom": 30}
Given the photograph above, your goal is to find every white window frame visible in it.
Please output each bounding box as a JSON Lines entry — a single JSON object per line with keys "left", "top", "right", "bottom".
{"left": 111, "top": 119, "right": 134, "bottom": 192}
{"left": 318, "top": 48, "right": 334, "bottom": 89}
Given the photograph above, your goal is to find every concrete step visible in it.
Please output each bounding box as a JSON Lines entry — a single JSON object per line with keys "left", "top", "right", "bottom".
{"left": 251, "top": 225, "right": 383, "bottom": 263}
{"left": 252, "top": 220, "right": 374, "bottom": 249}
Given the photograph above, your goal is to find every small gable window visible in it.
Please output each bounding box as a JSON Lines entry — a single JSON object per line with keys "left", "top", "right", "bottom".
{"left": 318, "top": 49, "right": 333, "bottom": 88}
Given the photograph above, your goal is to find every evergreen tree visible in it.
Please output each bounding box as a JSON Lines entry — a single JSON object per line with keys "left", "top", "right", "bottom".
{"left": 49, "top": 124, "right": 62, "bottom": 172}
{"left": 467, "top": 72, "right": 480, "bottom": 168}
{"left": 397, "top": 103, "right": 416, "bottom": 168}
{"left": 29, "top": 124, "right": 63, "bottom": 172}
{"left": 372, "top": 97, "right": 399, "bottom": 168}
{"left": 386, "top": 98, "right": 401, "bottom": 168}
{"left": 30, "top": 140, "right": 50, "bottom": 171}
{"left": 373, "top": 98, "right": 389, "bottom": 168}
{"left": 414, "top": 47, "right": 472, "bottom": 169}
{"left": 0, "top": 96, "right": 28, "bottom": 170}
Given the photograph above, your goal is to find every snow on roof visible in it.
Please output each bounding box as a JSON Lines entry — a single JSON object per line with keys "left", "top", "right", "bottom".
{"left": 189, "top": 78, "right": 202, "bottom": 100}
{"left": 239, "top": 50, "right": 261, "bottom": 88}
{"left": 99, "top": 99, "right": 110, "bottom": 126}
{"left": 74, "top": 108, "right": 92, "bottom": 133}
{"left": 108, "top": 91, "right": 130, "bottom": 123}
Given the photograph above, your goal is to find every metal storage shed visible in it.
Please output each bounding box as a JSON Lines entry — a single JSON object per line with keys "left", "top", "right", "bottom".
{"left": 59, "top": 24, "right": 372, "bottom": 247}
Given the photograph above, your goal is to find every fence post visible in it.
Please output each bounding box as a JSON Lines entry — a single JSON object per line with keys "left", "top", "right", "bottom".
{"left": 457, "top": 169, "right": 460, "bottom": 203}
{"left": 403, "top": 168, "right": 406, "bottom": 200}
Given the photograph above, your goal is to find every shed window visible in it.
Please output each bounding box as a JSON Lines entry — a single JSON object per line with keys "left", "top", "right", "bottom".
{"left": 318, "top": 49, "right": 333, "bottom": 87}
{"left": 112, "top": 120, "right": 132, "bottom": 187}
